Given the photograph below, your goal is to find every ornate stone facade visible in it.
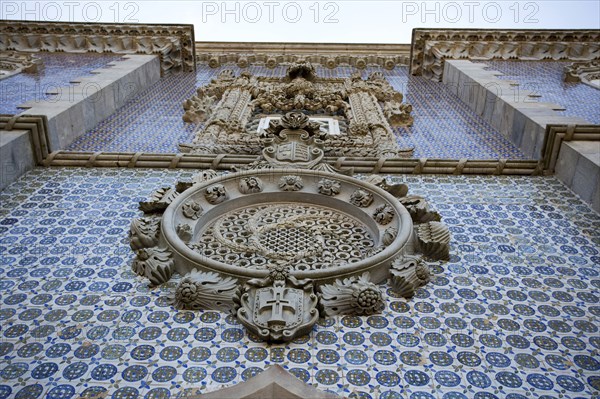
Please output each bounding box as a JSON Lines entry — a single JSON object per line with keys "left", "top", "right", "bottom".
{"left": 181, "top": 63, "right": 414, "bottom": 158}
{"left": 410, "top": 29, "right": 600, "bottom": 81}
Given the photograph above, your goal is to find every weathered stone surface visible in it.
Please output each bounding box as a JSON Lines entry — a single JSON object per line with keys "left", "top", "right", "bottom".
{"left": 0, "top": 51, "right": 43, "bottom": 80}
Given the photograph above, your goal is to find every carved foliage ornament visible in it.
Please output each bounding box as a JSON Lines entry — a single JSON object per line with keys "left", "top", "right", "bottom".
{"left": 174, "top": 269, "right": 238, "bottom": 311}
{"left": 182, "top": 200, "right": 203, "bottom": 219}
{"left": 278, "top": 175, "right": 304, "bottom": 191}
{"left": 131, "top": 247, "right": 174, "bottom": 288}
{"left": 319, "top": 273, "right": 385, "bottom": 316}
{"left": 317, "top": 178, "right": 341, "bottom": 196}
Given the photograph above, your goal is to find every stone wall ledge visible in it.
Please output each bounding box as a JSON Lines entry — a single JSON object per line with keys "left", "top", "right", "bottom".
{"left": 443, "top": 60, "right": 590, "bottom": 159}
{"left": 17, "top": 54, "right": 159, "bottom": 151}
{"left": 0, "top": 54, "right": 160, "bottom": 190}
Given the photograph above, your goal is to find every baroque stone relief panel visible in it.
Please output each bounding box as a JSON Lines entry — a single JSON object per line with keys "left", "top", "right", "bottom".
{"left": 0, "top": 20, "right": 195, "bottom": 74}
{"left": 180, "top": 62, "right": 414, "bottom": 158}
{"left": 409, "top": 29, "right": 600, "bottom": 81}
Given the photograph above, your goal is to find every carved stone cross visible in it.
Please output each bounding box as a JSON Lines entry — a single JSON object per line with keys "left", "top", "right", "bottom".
{"left": 261, "top": 286, "right": 295, "bottom": 327}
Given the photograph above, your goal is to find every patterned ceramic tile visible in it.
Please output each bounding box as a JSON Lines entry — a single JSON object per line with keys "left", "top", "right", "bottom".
{"left": 0, "top": 53, "right": 124, "bottom": 115}
{"left": 479, "top": 60, "right": 600, "bottom": 124}
{"left": 67, "top": 64, "right": 526, "bottom": 160}
{"left": 1, "top": 167, "right": 598, "bottom": 399}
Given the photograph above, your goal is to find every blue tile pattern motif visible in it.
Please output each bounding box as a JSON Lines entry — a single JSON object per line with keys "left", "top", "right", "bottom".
{"left": 67, "top": 64, "right": 526, "bottom": 159}
{"left": 1, "top": 167, "right": 599, "bottom": 398}
{"left": 479, "top": 60, "right": 600, "bottom": 124}
{"left": 0, "top": 53, "right": 124, "bottom": 115}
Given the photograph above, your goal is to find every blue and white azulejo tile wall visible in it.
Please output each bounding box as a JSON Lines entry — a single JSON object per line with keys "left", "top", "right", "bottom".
{"left": 0, "top": 167, "right": 599, "bottom": 399}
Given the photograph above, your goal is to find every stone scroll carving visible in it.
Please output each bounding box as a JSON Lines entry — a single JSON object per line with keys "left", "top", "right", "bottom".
{"left": 417, "top": 221, "right": 451, "bottom": 261}
{"left": 390, "top": 255, "right": 430, "bottom": 298}
{"left": 179, "top": 62, "right": 414, "bottom": 158}
{"left": 131, "top": 247, "right": 174, "bottom": 288}
{"left": 0, "top": 20, "right": 195, "bottom": 74}
{"left": 319, "top": 273, "right": 385, "bottom": 317}
{"left": 174, "top": 269, "right": 238, "bottom": 311}
{"left": 129, "top": 217, "right": 161, "bottom": 250}
{"left": 410, "top": 29, "right": 600, "bottom": 81}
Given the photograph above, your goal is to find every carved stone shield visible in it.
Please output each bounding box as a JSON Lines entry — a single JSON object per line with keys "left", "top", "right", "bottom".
{"left": 237, "top": 277, "right": 318, "bottom": 343}
{"left": 254, "top": 286, "right": 303, "bottom": 330}
{"left": 276, "top": 142, "right": 310, "bottom": 162}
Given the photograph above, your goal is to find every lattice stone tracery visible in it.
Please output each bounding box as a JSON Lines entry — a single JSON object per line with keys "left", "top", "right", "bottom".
{"left": 192, "top": 204, "right": 378, "bottom": 271}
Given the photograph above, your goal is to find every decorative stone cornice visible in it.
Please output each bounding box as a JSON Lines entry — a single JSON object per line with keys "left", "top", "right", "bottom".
{"left": 0, "top": 20, "right": 195, "bottom": 74}
{"left": 195, "top": 41, "right": 410, "bottom": 69}
{"left": 410, "top": 29, "right": 600, "bottom": 81}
